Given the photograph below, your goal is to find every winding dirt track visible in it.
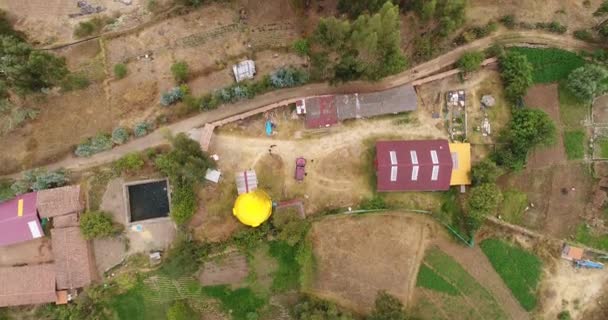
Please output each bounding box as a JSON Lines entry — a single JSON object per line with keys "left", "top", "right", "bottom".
{"left": 3, "top": 31, "right": 605, "bottom": 178}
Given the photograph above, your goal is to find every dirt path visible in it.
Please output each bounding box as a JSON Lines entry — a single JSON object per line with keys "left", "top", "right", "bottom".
{"left": 3, "top": 31, "right": 604, "bottom": 179}
{"left": 433, "top": 236, "right": 530, "bottom": 320}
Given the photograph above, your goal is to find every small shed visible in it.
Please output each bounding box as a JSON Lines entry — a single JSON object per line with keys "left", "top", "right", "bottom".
{"left": 233, "top": 60, "right": 256, "bottom": 82}
{"left": 235, "top": 170, "right": 258, "bottom": 195}
{"left": 205, "top": 169, "right": 222, "bottom": 183}
{"left": 561, "top": 244, "right": 584, "bottom": 261}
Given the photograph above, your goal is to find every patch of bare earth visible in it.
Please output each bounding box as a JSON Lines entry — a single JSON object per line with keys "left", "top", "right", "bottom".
{"left": 539, "top": 259, "right": 608, "bottom": 320}
{"left": 198, "top": 251, "right": 249, "bottom": 287}
{"left": 524, "top": 84, "right": 567, "bottom": 169}
{"left": 308, "top": 213, "right": 435, "bottom": 313}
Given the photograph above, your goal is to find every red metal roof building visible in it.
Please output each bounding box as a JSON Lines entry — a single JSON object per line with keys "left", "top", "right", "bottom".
{"left": 375, "top": 140, "right": 453, "bottom": 192}
{"left": 0, "top": 192, "right": 43, "bottom": 247}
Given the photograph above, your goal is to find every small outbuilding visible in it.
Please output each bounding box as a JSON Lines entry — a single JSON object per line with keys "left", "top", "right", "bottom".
{"left": 235, "top": 170, "right": 258, "bottom": 195}
{"left": 233, "top": 60, "right": 256, "bottom": 82}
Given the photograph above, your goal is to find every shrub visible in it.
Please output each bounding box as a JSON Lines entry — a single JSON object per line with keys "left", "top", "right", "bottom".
{"left": 557, "top": 311, "right": 571, "bottom": 320}
{"left": 61, "top": 73, "right": 90, "bottom": 91}
{"left": 294, "top": 296, "right": 354, "bottom": 320}
{"left": 292, "top": 38, "right": 310, "bottom": 56}
{"left": 535, "top": 21, "right": 567, "bottom": 34}
{"left": 499, "top": 15, "right": 516, "bottom": 29}
{"left": 170, "top": 61, "right": 189, "bottom": 83}
{"left": 133, "top": 122, "right": 151, "bottom": 137}
{"left": 160, "top": 86, "right": 185, "bottom": 106}
{"left": 471, "top": 159, "right": 501, "bottom": 185}
{"left": 359, "top": 195, "right": 388, "bottom": 210}
{"left": 457, "top": 51, "right": 485, "bottom": 73}
{"left": 573, "top": 29, "right": 593, "bottom": 41}
{"left": 594, "top": 0, "right": 608, "bottom": 16}
{"left": 155, "top": 133, "right": 214, "bottom": 185}
{"left": 466, "top": 183, "right": 503, "bottom": 232}
{"left": 159, "top": 239, "right": 209, "bottom": 278}
{"left": 12, "top": 169, "right": 69, "bottom": 193}
{"left": 114, "top": 63, "right": 127, "bottom": 79}
{"left": 73, "top": 21, "right": 96, "bottom": 38}
{"left": 170, "top": 182, "right": 197, "bottom": 225}
{"left": 167, "top": 301, "right": 198, "bottom": 320}
{"left": 368, "top": 291, "right": 408, "bottom": 320}
{"left": 79, "top": 211, "right": 117, "bottom": 240}
{"left": 113, "top": 153, "right": 145, "bottom": 174}
{"left": 111, "top": 127, "right": 129, "bottom": 145}
{"left": 270, "top": 67, "right": 309, "bottom": 88}
{"left": 600, "top": 24, "right": 608, "bottom": 39}
{"left": 75, "top": 133, "right": 113, "bottom": 157}
{"left": 271, "top": 211, "right": 310, "bottom": 246}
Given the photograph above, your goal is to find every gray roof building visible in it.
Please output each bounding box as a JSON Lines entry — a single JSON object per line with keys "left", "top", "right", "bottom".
{"left": 337, "top": 85, "right": 418, "bottom": 120}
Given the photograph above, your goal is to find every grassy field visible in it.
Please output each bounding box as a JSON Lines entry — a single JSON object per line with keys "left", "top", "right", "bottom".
{"left": 563, "top": 130, "right": 586, "bottom": 160}
{"left": 499, "top": 190, "right": 528, "bottom": 224}
{"left": 268, "top": 240, "right": 301, "bottom": 292}
{"left": 558, "top": 83, "right": 589, "bottom": 130}
{"left": 599, "top": 138, "right": 608, "bottom": 159}
{"left": 574, "top": 223, "right": 608, "bottom": 251}
{"left": 508, "top": 47, "right": 585, "bottom": 84}
{"left": 412, "top": 247, "right": 508, "bottom": 320}
{"left": 480, "top": 239, "right": 542, "bottom": 311}
{"left": 202, "top": 286, "right": 266, "bottom": 320}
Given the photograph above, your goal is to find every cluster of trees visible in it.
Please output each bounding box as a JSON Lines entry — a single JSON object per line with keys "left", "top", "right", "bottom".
{"left": 567, "top": 64, "right": 608, "bottom": 102}
{"left": 294, "top": 291, "right": 409, "bottom": 320}
{"left": 457, "top": 51, "right": 485, "bottom": 73}
{"left": 311, "top": 2, "right": 407, "bottom": 81}
{"left": 498, "top": 51, "right": 534, "bottom": 102}
{"left": 155, "top": 133, "right": 214, "bottom": 224}
{"left": 493, "top": 108, "right": 556, "bottom": 170}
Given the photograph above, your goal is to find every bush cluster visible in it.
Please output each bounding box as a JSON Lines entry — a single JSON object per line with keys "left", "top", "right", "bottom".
{"left": 113, "top": 152, "right": 145, "bottom": 174}
{"left": 111, "top": 127, "right": 129, "bottom": 144}
{"left": 160, "top": 86, "right": 186, "bottom": 106}
{"left": 535, "top": 21, "right": 567, "bottom": 34}
{"left": 133, "top": 121, "right": 152, "bottom": 137}
{"left": 75, "top": 133, "right": 113, "bottom": 157}
{"left": 79, "top": 211, "right": 119, "bottom": 240}
{"left": 10, "top": 168, "right": 69, "bottom": 194}
{"left": 114, "top": 63, "right": 128, "bottom": 79}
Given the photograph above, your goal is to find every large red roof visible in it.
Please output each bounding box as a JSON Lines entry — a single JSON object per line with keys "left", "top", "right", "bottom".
{"left": 376, "top": 140, "right": 453, "bottom": 192}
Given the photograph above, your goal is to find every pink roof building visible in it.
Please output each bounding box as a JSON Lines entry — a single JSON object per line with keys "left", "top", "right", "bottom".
{"left": 375, "top": 140, "right": 453, "bottom": 192}
{"left": 0, "top": 192, "right": 43, "bottom": 247}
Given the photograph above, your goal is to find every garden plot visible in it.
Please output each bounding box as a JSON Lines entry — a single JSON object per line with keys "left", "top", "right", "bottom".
{"left": 523, "top": 84, "right": 567, "bottom": 169}
{"left": 411, "top": 247, "right": 508, "bottom": 320}
{"left": 307, "top": 213, "right": 434, "bottom": 313}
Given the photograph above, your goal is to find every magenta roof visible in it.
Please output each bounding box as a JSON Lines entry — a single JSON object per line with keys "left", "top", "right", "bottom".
{"left": 0, "top": 193, "right": 43, "bottom": 247}
{"left": 376, "top": 140, "right": 453, "bottom": 192}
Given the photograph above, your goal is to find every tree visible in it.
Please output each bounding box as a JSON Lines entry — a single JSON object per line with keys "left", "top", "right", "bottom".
{"left": 471, "top": 159, "right": 500, "bottom": 185}
{"left": 466, "top": 183, "right": 503, "bottom": 231}
{"left": 79, "top": 211, "right": 118, "bottom": 240}
{"left": 272, "top": 210, "right": 310, "bottom": 246}
{"left": 155, "top": 133, "right": 214, "bottom": 185}
{"left": 114, "top": 63, "right": 127, "bottom": 79}
{"left": 166, "top": 301, "right": 198, "bottom": 320}
{"left": 0, "top": 36, "right": 68, "bottom": 93}
{"left": 493, "top": 108, "right": 556, "bottom": 170}
{"left": 337, "top": 0, "right": 389, "bottom": 18}
{"left": 313, "top": 17, "right": 351, "bottom": 49}
{"left": 170, "top": 61, "right": 189, "bottom": 83}
{"left": 294, "top": 296, "right": 354, "bottom": 320}
{"left": 170, "top": 181, "right": 197, "bottom": 225}
{"left": 499, "top": 51, "right": 533, "bottom": 102}
{"left": 367, "top": 291, "right": 407, "bottom": 320}
{"left": 457, "top": 51, "right": 485, "bottom": 73}
{"left": 567, "top": 64, "right": 608, "bottom": 102}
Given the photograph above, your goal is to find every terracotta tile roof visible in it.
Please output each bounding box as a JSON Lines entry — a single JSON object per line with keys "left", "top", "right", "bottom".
{"left": 37, "top": 185, "right": 84, "bottom": 218}
{"left": 53, "top": 213, "right": 79, "bottom": 229}
{"left": 0, "top": 264, "right": 57, "bottom": 307}
{"left": 51, "top": 227, "right": 93, "bottom": 290}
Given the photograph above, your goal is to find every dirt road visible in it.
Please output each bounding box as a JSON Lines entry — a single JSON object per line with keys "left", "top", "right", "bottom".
{"left": 3, "top": 31, "right": 604, "bottom": 178}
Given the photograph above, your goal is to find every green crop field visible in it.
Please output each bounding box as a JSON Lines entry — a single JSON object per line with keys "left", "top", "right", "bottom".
{"left": 564, "top": 130, "right": 586, "bottom": 160}
{"left": 499, "top": 190, "right": 528, "bottom": 225}
{"left": 508, "top": 47, "right": 585, "bottom": 83}
{"left": 480, "top": 239, "right": 542, "bottom": 311}
{"left": 412, "top": 247, "right": 508, "bottom": 320}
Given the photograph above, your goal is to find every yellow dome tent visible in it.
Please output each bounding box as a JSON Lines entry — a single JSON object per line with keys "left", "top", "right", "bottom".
{"left": 232, "top": 190, "right": 272, "bottom": 227}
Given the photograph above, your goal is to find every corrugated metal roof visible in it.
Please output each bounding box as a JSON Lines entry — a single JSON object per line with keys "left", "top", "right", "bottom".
{"left": 235, "top": 170, "right": 258, "bottom": 195}
{"left": 51, "top": 227, "right": 94, "bottom": 290}
{"left": 449, "top": 143, "right": 472, "bottom": 186}
{"left": 304, "top": 95, "right": 338, "bottom": 128}
{"left": 0, "top": 264, "right": 57, "bottom": 307}
{"left": 376, "top": 140, "right": 453, "bottom": 192}
{"left": 0, "top": 192, "right": 43, "bottom": 247}
{"left": 232, "top": 60, "right": 256, "bottom": 82}
{"left": 337, "top": 85, "right": 418, "bottom": 120}
{"left": 37, "top": 185, "right": 83, "bottom": 218}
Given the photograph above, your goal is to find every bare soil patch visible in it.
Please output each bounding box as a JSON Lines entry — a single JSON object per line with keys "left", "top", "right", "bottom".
{"left": 538, "top": 259, "right": 608, "bottom": 320}
{"left": 199, "top": 251, "right": 249, "bottom": 287}
{"left": 308, "top": 213, "right": 435, "bottom": 313}
{"left": 524, "top": 84, "right": 567, "bottom": 169}
{"left": 499, "top": 163, "right": 592, "bottom": 238}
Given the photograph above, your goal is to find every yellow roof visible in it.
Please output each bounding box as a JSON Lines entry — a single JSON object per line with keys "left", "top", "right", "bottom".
{"left": 449, "top": 143, "right": 472, "bottom": 186}
{"left": 232, "top": 190, "right": 272, "bottom": 227}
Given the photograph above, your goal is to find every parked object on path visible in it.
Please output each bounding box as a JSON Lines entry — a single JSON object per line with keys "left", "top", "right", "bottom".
{"left": 233, "top": 60, "right": 256, "bottom": 82}
{"left": 295, "top": 157, "right": 307, "bottom": 181}
{"left": 265, "top": 120, "right": 273, "bottom": 136}
{"left": 575, "top": 259, "right": 604, "bottom": 269}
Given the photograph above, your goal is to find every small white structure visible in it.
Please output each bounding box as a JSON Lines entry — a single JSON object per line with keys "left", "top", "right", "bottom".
{"left": 205, "top": 169, "right": 222, "bottom": 183}
{"left": 233, "top": 60, "right": 256, "bottom": 82}
{"left": 296, "top": 99, "right": 307, "bottom": 115}
{"left": 235, "top": 170, "right": 258, "bottom": 195}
